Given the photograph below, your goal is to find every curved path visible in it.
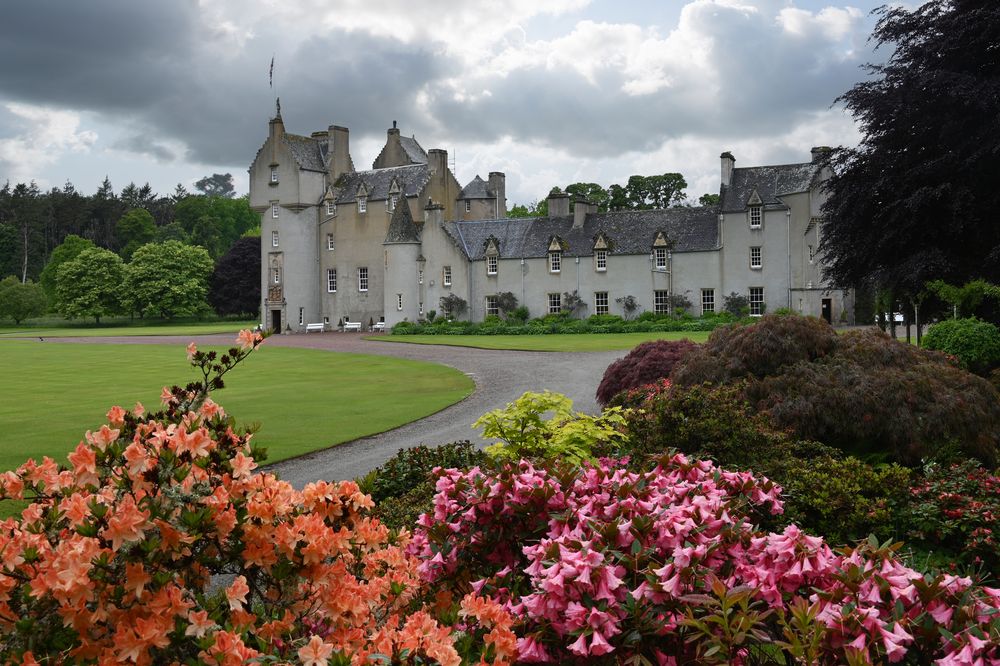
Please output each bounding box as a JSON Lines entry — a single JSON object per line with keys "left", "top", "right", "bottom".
{"left": 49, "top": 333, "right": 625, "bottom": 488}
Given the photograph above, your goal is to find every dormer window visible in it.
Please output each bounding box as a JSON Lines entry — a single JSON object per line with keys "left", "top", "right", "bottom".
{"left": 270, "top": 167, "right": 278, "bottom": 183}
{"left": 595, "top": 249, "right": 607, "bottom": 271}
{"left": 358, "top": 195, "right": 367, "bottom": 213}
{"left": 654, "top": 247, "right": 668, "bottom": 270}
{"left": 487, "top": 255, "right": 498, "bottom": 275}
{"left": 388, "top": 194, "right": 397, "bottom": 212}
{"left": 549, "top": 251, "right": 561, "bottom": 273}
{"left": 327, "top": 201, "right": 336, "bottom": 216}
{"left": 465, "top": 200, "right": 471, "bottom": 213}
{"left": 749, "top": 205, "right": 762, "bottom": 229}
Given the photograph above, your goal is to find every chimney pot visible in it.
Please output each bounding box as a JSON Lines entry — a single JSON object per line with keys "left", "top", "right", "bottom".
{"left": 720, "top": 151, "right": 735, "bottom": 187}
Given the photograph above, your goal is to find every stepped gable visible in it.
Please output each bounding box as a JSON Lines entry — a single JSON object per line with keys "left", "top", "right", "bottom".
{"left": 721, "top": 162, "right": 818, "bottom": 212}
{"left": 384, "top": 196, "right": 420, "bottom": 244}
{"left": 333, "top": 164, "right": 430, "bottom": 203}
{"left": 444, "top": 206, "right": 719, "bottom": 260}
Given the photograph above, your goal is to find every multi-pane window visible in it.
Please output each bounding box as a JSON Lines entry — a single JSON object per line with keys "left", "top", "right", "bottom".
{"left": 594, "top": 291, "right": 609, "bottom": 315}
{"left": 749, "top": 287, "right": 764, "bottom": 316}
{"left": 808, "top": 244, "right": 815, "bottom": 262}
{"left": 465, "top": 200, "right": 471, "bottom": 213}
{"left": 485, "top": 295, "right": 499, "bottom": 317}
{"left": 549, "top": 251, "right": 561, "bottom": 273}
{"left": 397, "top": 294, "right": 403, "bottom": 311}
{"left": 326, "top": 234, "right": 335, "bottom": 251}
{"left": 358, "top": 267, "right": 368, "bottom": 292}
{"left": 298, "top": 308, "right": 304, "bottom": 326}
{"left": 750, "top": 246, "right": 762, "bottom": 269}
{"left": 487, "top": 255, "right": 498, "bottom": 275}
{"left": 273, "top": 268, "right": 281, "bottom": 284}
{"left": 749, "top": 206, "right": 762, "bottom": 229}
{"left": 271, "top": 230, "right": 279, "bottom": 247}
{"left": 654, "top": 290, "right": 669, "bottom": 314}
{"left": 327, "top": 201, "right": 336, "bottom": 216}
{"left": 701, "top": 288, "right": 715, "bottom": 315}
{"left": 418, "top": 270, "right": 424, "bottom": 284}
{"left": 654, "top": 247, "right": 668, "bottom": 270}
{"left": 270, "top": 168, "right": 278, "bottom": 183}
{"left": 548, "top": 293, "right": 562, "bottom": 314}
{"left": 388, "top": 194, "right": 397, "bottom": 211}
{"left": 327, "top": 268, "right": 337, "bottom": 293}
{"left": 443, "top": 266, "right": 452, "bottom": 286}
{"left": 271, "top": 202, "right": 279, "bottom": 219}
{"left": 595, "top": 249, "right": 607, "bottom": 271}
{"left": 358, "top": 196, "right": 367, "bottom": 213}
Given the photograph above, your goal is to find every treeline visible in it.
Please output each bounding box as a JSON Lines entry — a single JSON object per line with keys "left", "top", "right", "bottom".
{"left": 509, "top": 173, "right": 720, "bottom": 217}
{"left": 0, "top": 173, "right": 262, "bottom": 323}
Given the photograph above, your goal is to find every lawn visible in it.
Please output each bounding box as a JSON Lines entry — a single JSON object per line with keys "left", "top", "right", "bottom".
{"left": 0, "top": 318, "right": 257, "bottom": 338}
{"left": 368, "top": 330, "right": 711, "bottom": 351}
{"left": 0, "top": 340, "right": 473, "bottom": 474}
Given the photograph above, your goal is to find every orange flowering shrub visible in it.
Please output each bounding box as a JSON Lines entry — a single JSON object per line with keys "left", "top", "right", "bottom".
{"left": 0, "top": 331, "right": 514, "bottom": 665}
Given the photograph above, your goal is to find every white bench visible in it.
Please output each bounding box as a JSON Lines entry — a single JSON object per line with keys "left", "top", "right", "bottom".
{"left": 342, "top": 321, "right": 362, "bottom": 332}
{"left": 305, "top": 322, "right": 325, "bottom": 333}
{"left": 371, "top": 321, "right": 386, "bottom": 332}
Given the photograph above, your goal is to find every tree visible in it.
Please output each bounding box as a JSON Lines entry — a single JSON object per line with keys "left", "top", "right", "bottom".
{"left": 38, "top": 234, "right": 95, "bottom": 305}
{"left": 439, "top": 293, "right": 468, "bottom": 319}
{"left": 209, "top": 235, "right": 261, "bottom": 316}
{"left": 194, "top": 173, "right": 236, "bottom": 198}
{"left": 698, "top": 193, "right": 721, "bottom": 206}
{"left": 171, "top": 183, "right": 190, "bottom": 203}
{"left": 174, "top": 195, "right": 257, "bottom": 259}
{"left": 565, "top": 183, "right": 610, "bottom": 211}
{"left": 122, "top": 241, "right": 214, "bottom": 319}
{"left": 0, "top": 276, "right": 46, "bottom": 324}
{"left": 56, "top": 247, "right": 124, "bottom": 323}
{"left": 820, "top": 1, "right": 1000, "bottom": 294}
{"left": 115, "top": 208, "right": 156, "bottom": 261}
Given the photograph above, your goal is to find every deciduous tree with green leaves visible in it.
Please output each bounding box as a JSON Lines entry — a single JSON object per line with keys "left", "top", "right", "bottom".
{"left": 115, "top": 208, "right": 156, "bottom": 261}
{"left": 0, "top": 276, "right": 46, "bottom": 324}
{"left": 122, "top": 241, "right": 213, "bottom": 319}
{"left": 38, "top": 234, "right": 95, "bottom": 306}
{"left": 55, "top": 247, "right": 125, "bottom": 323}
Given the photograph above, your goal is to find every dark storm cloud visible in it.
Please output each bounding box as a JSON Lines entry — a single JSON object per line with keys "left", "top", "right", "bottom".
{"left": 110, "top": 135, "right": 177, "bottom": 162}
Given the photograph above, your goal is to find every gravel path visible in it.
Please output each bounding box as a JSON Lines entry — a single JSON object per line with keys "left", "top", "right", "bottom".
{"left": 45, "top": 333, "right": 625, "bottom": 487}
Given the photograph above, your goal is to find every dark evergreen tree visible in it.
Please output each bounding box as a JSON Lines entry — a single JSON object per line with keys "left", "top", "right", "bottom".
{"left": 208, "top": 235, "right": 261, "bottom": 316}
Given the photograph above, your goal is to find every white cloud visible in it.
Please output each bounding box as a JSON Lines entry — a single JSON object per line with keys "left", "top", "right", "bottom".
{"left": 777, "top": 6, "right": 864, "bottom": 41}
{"left": 0, "top": 103, "right": 97, "bottom": 185}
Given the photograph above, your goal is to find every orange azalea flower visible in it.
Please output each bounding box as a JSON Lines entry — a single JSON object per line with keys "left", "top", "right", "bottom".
{"left": 133, "top": 400, "right": 145, "bottom": 416}
{"left": 102, "top": 495, "right": 149, "bottom": 551}
{"left": 226, "top": 575, "right": 249, "bottom": 611}
{"left": 58, "top": 492, "right": 91, "bottom": 527}
{"left": 125, "top": 562, "right": 151, "bottom": 601}
{"left": 236, "top": 329, "right": 262, "bottom": 350}
{"left": 171, "top": 425, "right": 214, "bottom": 458}
{"left": 185, "top": 609, "right": 216, "bottom": 638}
{"left": 123, "top": 441, "right": 152, "bottom": 478}
{"left": 160, "top": 386, "right": 177, "bottom": 406}
{"left": 200, "top": 397, "right": 224, "bottom": 419}
{"left": 68, "top": 442, "right": 98, "bottom": 487}
{"left": 230, "top": 451, "right": 256, "bottom": 479}
{"left": 186, "top": 342, "right": 198, "bottom": 360}
{"left": 85, "top": 425, "right": 120, "bottom": 451}
{"left": 21, "top": 651, "right": 40, "bottom": 666}
{"left": 297, "top": 635, "right": 334, "bottom": 666}
{"left": 106, "top": 405, "right": 126, "bottom": 425}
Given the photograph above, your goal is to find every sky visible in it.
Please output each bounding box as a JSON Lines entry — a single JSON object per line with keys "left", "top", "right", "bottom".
{"left": 0, "top": 0, "right": 891, "bottom": 206}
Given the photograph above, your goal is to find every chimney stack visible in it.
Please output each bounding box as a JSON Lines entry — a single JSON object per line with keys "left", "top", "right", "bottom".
{"left": 547, "top": 188, "right": 570, "bottom": 217}
{"left": 427, "top": 148, "right": 448, "bottom": 177}
{"left": 328, "top": 125, "right": 351, "bottom": 179}
{"left": 488, "top": 171, "right": 507, "bottom": 218}
{"left": 573, "top": 198, "right": 596, "bottom": 229}
{"left": 811, "top": 146, "right": 832, "bottom": 164}
{"left": 720, "top": 151, "right": 735, "bottom": 187}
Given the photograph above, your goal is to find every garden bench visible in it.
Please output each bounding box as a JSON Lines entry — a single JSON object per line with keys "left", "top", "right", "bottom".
{"left": 342, "top": 321, "right": 362, "bottom": 332}
{"left": 371, "top": 321, "right": 386, "bottom": 332}
{"left": 305, "top": 322, "right": 325, "bottom": 333}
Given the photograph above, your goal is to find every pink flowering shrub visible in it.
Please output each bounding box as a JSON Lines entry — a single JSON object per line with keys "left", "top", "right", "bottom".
{"left": 410, "top": 454, "right": 1000, "bottom": 664}
{"left": 0, "top": 332, "right": 515, "bottom": 665}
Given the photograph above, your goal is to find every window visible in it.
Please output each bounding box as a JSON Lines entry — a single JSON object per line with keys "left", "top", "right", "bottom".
{"left": 749, "top": 205, "right": 762, "bottom": 229}
{"left": 358, "top": 267, "right": 368, "bottom": 292}
{"left": 548, "top": 293, "right": 561, "bottom": 314}
{"left": 271, "top": 202, "right": 279, "bottom": 219}
{"left": 654, "top": 290, "right": 669, "bottom": 314}
{"left": 388, "top": 194, "right": 397, "bottom": 212}
{"left": 485, "top": 295, "right": 499, "bottom": 317}
{"left": 326, "top": 234, "right": 335, "bottom": 251}
{"left": 749, "top": 287, "right": 764, "bottom": 316}
{"left": 298, "top": 307, "right": 304, "bottom": 326}
{"left": 397, "top": 294, "right": 403, "bottom": 311}
{"left": 358, "top": 196, "right": 367, "bottom": 213}
{"left": 327, "top": 201, "right": 336, "bottom": 216}
{"left": 443, "top": 266, "right": 452, "bottom": 287}
{"left": 327, "top": 268, "right": 337, "bottom": 293}
{"left": 701, "top": 288, "right": 715, "bottom": 315}
{"left": 594, "top": 291, "right": 609, "bottom": 315}
{"left": 465, "top": 200, "right": 471, "bottom": 213}
{"left": 270, "top": 168, "right": 278, "bottom": 183}
{"left": 549, "top": 251, "right": 561, "bottom": 273}
{"left": 595, "top": 249, "right": 607, "bottom": 271}
{"left": 750, "top": 246, "right": 762, "bottom": 269}
{"left": 654, "top": 247, "right": 668, "bottom": 270}
{"left": 271, "top": 230, "right": 279, "bottom": 247}
{"left": 273, "top": 268, "right": 281, "bottom": 284}
{"left": 808, "top": 244, "right": 815, "bottom": 263}
{"left": 418, "top": 270, "right": 424, "bottom": 285}
{"left": 487, "top": 255, "right": 498, "bottom": 275}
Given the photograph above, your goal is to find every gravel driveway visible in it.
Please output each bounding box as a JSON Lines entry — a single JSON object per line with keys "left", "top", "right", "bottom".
{"left": 48, "top": 333, "right": 625, "bottom": 487}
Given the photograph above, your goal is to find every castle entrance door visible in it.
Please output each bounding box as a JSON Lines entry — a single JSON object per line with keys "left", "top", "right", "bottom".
{"left": 271, "top": 309, "right": 282, "bottom": 332}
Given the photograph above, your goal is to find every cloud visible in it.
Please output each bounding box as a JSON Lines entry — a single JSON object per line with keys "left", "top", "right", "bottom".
{"left": 109, "top": 135, "right": 179, "bottom": 162}
{"left": 0, "top": 103, "right": 97, "bottom": 184}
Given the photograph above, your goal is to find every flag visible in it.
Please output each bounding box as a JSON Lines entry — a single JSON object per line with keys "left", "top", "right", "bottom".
{"left": 269, "top": 56, "right": 274, "bottom": 88}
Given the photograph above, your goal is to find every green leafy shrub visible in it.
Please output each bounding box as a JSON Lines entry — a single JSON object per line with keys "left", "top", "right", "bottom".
{"left": 372, "top": 480, "right": 438, "bottom": 531}
{"left": 357, "top": 440, "right": 486, "bottom": 504}
{"left": 922, "top": 317, "right": 1000, "bottom": 375}
{"left": 595, "top": 339, "right": 699, "bottom": 404}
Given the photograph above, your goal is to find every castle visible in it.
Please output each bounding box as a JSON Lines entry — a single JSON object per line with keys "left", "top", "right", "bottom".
{"left": 249, "top": 109, "right": 852, "bottom": 332}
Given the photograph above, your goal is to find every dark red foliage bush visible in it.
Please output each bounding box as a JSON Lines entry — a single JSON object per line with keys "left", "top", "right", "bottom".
{"left": 595, "top": 338, "right": 698, "bottom": 404}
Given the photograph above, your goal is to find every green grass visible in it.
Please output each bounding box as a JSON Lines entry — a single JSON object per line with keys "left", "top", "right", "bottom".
{"left": 368, "top": 331, "right": 711, "bottom": 351}
{"left": 0, "top": 340, "right": 473, "bottom": 474}
{"left": 0, "top": 318, "right": 257, "bottom": 338}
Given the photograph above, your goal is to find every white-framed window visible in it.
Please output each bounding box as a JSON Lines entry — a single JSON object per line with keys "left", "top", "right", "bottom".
{"left": 701, "top": 288, "right": 715, "bottom": 315}
{"left": 358, "top": 196, "right": 367, "bottom": 213}
{"left": 465, "top": 200, "right": 471, "bottom": 213}
{"left": 808, "top": 244, "right": 815, "bottom": 263}
{"left": 327, "top": 268, "right": 337, "bottom": 293}
{"left": 443, "top": 266, "right": 452, "bottom": 287}
{"left": 654, "top": 247, "right": 668, "bottom": 270}
{"left": 326, "top": 234, "right": 335, "bottom": 251}
{"left": 594, "top": 291, "right": 609, "bottom": 315}
{"left": 548, "top": 293, "right": 561, "bottom": 314}
{"left": 487, "top": 255, "right": 498, "bottom": 275}
{"left": 327, "top": 201, "right": 336, "bottom": 216}
{"left": 549, "top": 251, "right": 561, "bottom": 273}
{"left": 654, "top": 290, "right": 669, "bottom": 314}
{"left": 485, "top": 295, "right": 499, "bottom": 317}
{"left": 418, "top": 270, "right": 424, "bottom": 284}
{"left": 271, "top": 230, "right": 279, "bottom": 247}
{"left": 270, "top": 167, "right": 278, "bottom": 183}
{"left": 271, "top": 202, "right": 279, "bottom": 219}
{"left": 397, "top": 293, "right": 403, "bottom": 311}
{"left": 273, "top": 268, "right": 281, "bottom": 284}
{"left": 749, "top": 287, "right": 764, "bottom": 316}
{"left": 298, "top": 308, "right": 304, "bottom": 326}
{"left": 749, "top": 205, "right": 762, "bottom": 229}
{"left": 358, "top": 266, "right": 368, "bottom": 292}
{"left": 750, "top": 246, "right": 762, "bottom": 269}
{"left": 595, "top": 249, "right": 607, "bottom": 271}
{"left": 388, "top": 194, "right": 397, "bottom": 212}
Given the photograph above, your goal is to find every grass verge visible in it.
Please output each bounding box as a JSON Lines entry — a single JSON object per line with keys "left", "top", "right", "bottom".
{"left": 367, "top": 331, "right": 711, "bottom": 351}
{"left": 0, "top": 318, "right": 257, "bottom": 338}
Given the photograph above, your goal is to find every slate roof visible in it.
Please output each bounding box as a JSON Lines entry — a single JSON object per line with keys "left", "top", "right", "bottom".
{"left": 282, "top": 134, "right": 326, "bottom": 172}
{"left": 721, "top": 162, "right": 819, "bottom": 212}
{"left": 384, "top": 196, "right": 420, "bottom": 244}
{"left": 334, "top": 164, "right": 430, "bottom": 203}
{"left": 399, "top": 136, "right": 428, "bottom": 164}
{"left": 444, "top": 207, "right": 719, "bottom": 260}
{"left": 459, "top": 175, "right": 494, "bottom": 200}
